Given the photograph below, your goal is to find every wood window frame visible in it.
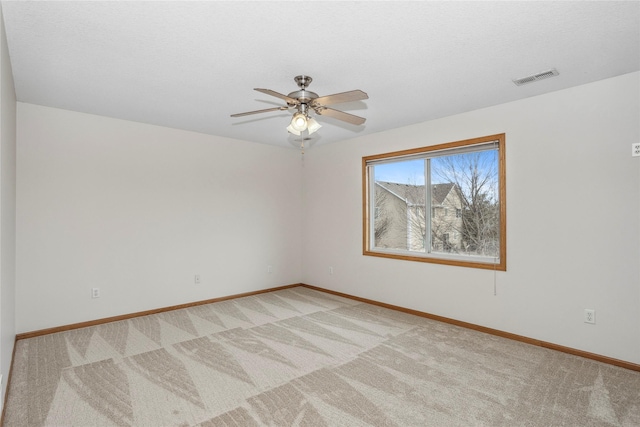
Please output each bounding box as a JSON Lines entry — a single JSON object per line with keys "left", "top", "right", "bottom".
{"left": 362, "top": 133, "right": 506, "bottom": 271}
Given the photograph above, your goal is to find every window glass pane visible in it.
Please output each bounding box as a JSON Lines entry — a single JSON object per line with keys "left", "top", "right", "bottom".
{"left": 373, "top": 160, "right": 426, "bottom": 252}
{"left": 430, "top": 149, "right": 499, "bottom": 258}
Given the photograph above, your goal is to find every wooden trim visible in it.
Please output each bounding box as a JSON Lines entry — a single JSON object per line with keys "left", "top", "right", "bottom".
{"left": 362, "top": 133, "right": 505, "bottom": 163}
{"left": 498, "top": 133, "right": 507, "bottom": 271}
{"left": 11, "top": 281, "right": 639, "bottom": 375}
{"left": 15, "top": 284, "right": 301, "bottom": 341}
{"left": 362, "top": 250, "right": 503, "bottom": 271}
{"left": 300, "top": 283, "right": 640, "bottom": 372}
{"left": 362, "top": 156, "right": 371, "bottom": 255}
{"left": 362, "top": 133, "right": 507, "bottom": 271}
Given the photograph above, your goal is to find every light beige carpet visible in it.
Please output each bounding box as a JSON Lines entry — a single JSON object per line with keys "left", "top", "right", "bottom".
{"left": 3, "top": 287, "right": 640, "bottom": 426}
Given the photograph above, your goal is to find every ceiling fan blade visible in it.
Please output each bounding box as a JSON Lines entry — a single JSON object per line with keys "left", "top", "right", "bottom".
{"left": 316, "top": 107, "right": 366, "bottom": 125}
{"left": 313, "top": 90, "right": 368, "bottom": 106}
{"left": 230, "top": 106, "right": 288, "bottom": 117}
{"left": 254, "top": 88, "right": 299, "bottom": 105}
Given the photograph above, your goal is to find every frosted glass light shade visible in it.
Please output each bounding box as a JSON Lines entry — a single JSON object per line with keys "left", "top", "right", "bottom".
{"left": 286, "top": 124, "right": 301, "bottom": 135}
{"left": 290, "top": 113, "right": 308, "bottom": 131}
{"left": 307, "top": 117, "right": 321, "bottom": 134}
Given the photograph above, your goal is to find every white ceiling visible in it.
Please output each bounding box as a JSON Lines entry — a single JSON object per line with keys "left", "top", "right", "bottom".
{"left": 2, "top": 1, "right": 639, "bottom": 149}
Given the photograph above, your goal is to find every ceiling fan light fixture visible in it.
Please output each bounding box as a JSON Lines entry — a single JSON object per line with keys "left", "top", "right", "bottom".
{"left": 307, "top": 117, "right": 321, "bottom": 135}
{"left": 290, "top": 112, "right": 308, "bottom": 131}
{"left": 286, "top": 124, "right": 302, "bottom": 136}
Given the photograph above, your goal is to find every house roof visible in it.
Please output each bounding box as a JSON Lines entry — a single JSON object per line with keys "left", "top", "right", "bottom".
{"left": 433, "top": 183, "right": 456, "bottom": 205}
{"left": 376, "top": 181, "right": 456, "bottom": 206}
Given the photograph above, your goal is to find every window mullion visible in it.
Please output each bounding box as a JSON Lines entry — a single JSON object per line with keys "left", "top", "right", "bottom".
{"left": 368, "top": 165, "right": 376, "bottom": 247}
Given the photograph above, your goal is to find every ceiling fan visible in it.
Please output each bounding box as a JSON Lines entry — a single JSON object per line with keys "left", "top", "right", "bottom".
{"left": 231, "top": 75, "right": 368, "bottom": 136}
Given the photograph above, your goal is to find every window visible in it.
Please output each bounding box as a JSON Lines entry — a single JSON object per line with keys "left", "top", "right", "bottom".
{"left": 363, "top": 134, "right": 506, "bottom": 270}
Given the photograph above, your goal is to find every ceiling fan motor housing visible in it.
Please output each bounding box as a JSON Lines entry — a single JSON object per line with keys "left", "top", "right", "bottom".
{"left": 289, "top": 75, "right": 319, "bottom": 114}
{"left": 287, "top": 91, "right": 318, "bottom": 113}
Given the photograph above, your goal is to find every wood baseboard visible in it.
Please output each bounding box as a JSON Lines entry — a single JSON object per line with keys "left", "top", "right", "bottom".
{"left": 11, "top": 282, "right": 639, "bottom": 378}
{"left": 15, "top": 283, "right": 301, "bottom": 341}
{"left": 299, "top": 283, "right": 640, "bottom": 372}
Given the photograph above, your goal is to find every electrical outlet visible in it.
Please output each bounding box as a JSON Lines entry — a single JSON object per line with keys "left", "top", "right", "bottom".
{"left": 91, "top": 287, "right": 100, "bottom": 298}
{"left": 329, "top": 267, "right": 334, "bottom": 275}
{"left": 194, "top": 274, "right": 201, "bottom": 284}
{"left": 633, "top": 143, "right": 640, "bottom": 157}
{"left": 267, "top": 265, "right": 273, "bottom": 274}
{"left": 584, "top": 309, "right": 596, "bottom": 324}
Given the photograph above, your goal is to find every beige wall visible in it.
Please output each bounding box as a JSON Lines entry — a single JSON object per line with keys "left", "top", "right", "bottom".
{"left": 16, "top": 104, "right": 303, "bottom": 333}
{"left": 0, "top": 3, "right": 17, "bottom": 407}
{"left": 302, "top": 72, "right": 640, "bottom": 364}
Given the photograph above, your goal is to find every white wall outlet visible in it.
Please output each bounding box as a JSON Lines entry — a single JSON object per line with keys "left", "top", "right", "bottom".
{"left": 329, "top": 267, "right": 334, "bottom": 275}
{"left": 194, "top": 274, "right": 201, "bottom": 284}
{"left": 91, "top": 287, "right": 100, "bottom": 298}
{"left": 584, "top": 308, "right": 596, "bottom": 324}
{"left": 267, "top": 265, "right": 273, "bottom": 274}
{"left": 633, "top": 142, "right": 640, "bottom": 157}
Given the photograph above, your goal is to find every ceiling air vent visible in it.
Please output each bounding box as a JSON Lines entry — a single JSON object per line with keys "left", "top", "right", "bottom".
{"left": 512, "top": 68, "right": 559, "bottom": 86}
